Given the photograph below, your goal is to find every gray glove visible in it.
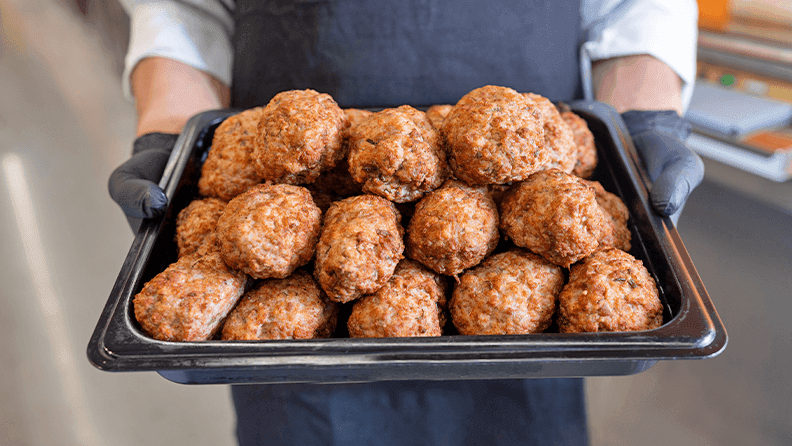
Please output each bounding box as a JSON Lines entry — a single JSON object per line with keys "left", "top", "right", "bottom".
{"left": 621, "top": 110, "right": 704, "bottom": 223}
{"left": 108, "top": 133, "right": 179, "bottom": 232}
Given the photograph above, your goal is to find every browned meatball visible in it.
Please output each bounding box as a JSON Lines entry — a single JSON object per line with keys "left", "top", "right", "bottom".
{"left": 133, "top": 248, "right": 251, "bottom": 341}
{"left": 344, "top": 108, "right": 373, "bottom": 130}
{"left": 406, "top": 180, "right": 499, "bottom": 276}
{"left": 314, "top": 194, "right": 405, "bottom": 303}
{"left": 341, "top": 109, "right": 374, "bottom": 157}
{"left": 425, "top": 104, "right": 452, "bottom": 130}
{"left": 558, "top": 248, "right": 662, "bottom": 333}
{"left": 221, "top": 270, "right": 338, "bottom": 340}
{"left": 499, "top": 169, "right": 607, "bottom": 268}
{"left": 175, "top": 197, "right": 226, "bottom": 258}
{"left": 198, "top": 107, "right": 264, "bottom": 201}
{"left": 523, "top": 93, "right": 577, "bottom": 174}
{"left": 253, "top": 89, "right": 347, "bottom": 185}
{"left": 347, "top": 260, "right": 448, "bottom": 338}
{"left": 441, "top": 85, "right": 547, "bottom": 186}
{"left": 449, "top": 249, "right": 565, "bottom": 335}
{"left": 348, "top": 105, "right": 449, "bottom": 203}
{"left": 216, "top": 184, "right": 321, "bottom": 279}
{"left": 560, "top": 110, "right": 598, "bottom": 179}
{"left": 586, "top": 180, "right": 632, "bottom": 251}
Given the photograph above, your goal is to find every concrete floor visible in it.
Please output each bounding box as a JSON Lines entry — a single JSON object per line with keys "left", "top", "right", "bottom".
{"left": 0, "top": 1, "right": 790, "bottom": 445}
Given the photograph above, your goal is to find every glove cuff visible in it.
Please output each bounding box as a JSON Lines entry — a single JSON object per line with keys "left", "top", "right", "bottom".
{"left": 621, "top": 110, "right": 691, "bottom": 142}
{"left": 132, "top": 132, "right": 179, "bottom": 155}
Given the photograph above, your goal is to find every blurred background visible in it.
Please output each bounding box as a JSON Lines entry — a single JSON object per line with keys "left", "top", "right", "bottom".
{"left": 0, "top": 0, "right": 789, "bottom": 444}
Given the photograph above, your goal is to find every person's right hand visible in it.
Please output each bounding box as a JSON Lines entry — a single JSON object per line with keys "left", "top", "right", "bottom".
{"left": 108, "top": 132, "right": 179, "bottom": 232}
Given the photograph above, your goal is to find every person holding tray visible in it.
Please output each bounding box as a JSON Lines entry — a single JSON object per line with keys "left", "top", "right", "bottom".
{"left": 109, "top": 1, "right": 703, "bottom": 444}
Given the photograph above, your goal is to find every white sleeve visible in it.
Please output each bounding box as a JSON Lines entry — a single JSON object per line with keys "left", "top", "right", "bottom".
{"left": 580, "top": 0, "right": 699, "bottom": 111}
{"left": 119, "top": 0, "right": 235, "bottom": 101}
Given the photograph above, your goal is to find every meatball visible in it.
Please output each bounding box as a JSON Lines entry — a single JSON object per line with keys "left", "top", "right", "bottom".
{"left": 560, "top": 110, "right": 598, "bottom": 179}
{"left": 406, "top": 180, "right": 499, "bottom": 276}
{"left": 347, "top": 260, "right": 448, "bottom": 338}
{"left": 348, "top": 105, "right": 449, "bottom": 203}
{"left": 425, "top": 104, "right": 452, "bottom": 130}
{"left": 198, "top": 107, "right": 264, "bottom": 201}
{"left": 344, "top": 108, "right": 374, "bottom": 130}
{"left": 216, "top": 183, "right": 321, "bottom": 279}
{"left": 175, "top": 197, "right": 226, "bottom": 258}
{"left": 586, "top": 180, "right": 632, "bottom": 251}
{"left": 522, "top": 93, "right": 577, "bottom": 174}
{"left": 314, "top": 194, "right": 404, "bottom": 303}
{"left": 499, "top": 169, "right": 607, "bottom": 268}
{"left": 558, "top": 248, "right": 662, "bottom": 333}
{"left": 133, "top": 248, "right": 251, "bottom": 341}
{"left": 253, "top": 89, "right": 347, "bottom": 185}
{"left": 449, "top": 249, "right": 565, "bottom": 335}
{"left": 441, "top": 85, "right": 547, "bottom": 185}
{"left": 221, "top": 270, "right": 338, "bottom": 340}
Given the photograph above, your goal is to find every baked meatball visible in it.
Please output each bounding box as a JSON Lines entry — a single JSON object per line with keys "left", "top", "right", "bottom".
{"left": 198, "top": 107, "right": 264, "bottom": 201}
{"left": 221, "top": 270, "right": 338, "bottom": 340}
{"left": 522, "top": 93, "right": 577, "bottom": 174}
{"left": 344, "top": 108, "right": 373, "bottom": 130}
{"left": 586, "top": 180, "right": 632, "bottom": 251}
{"left": 560, "top": 109, "right": 598, "bottom": 179}
{"left": 216, "top": 183, "right": 321, "bottom": 279}
{"left": 441, "top": 85, "right": 547, "bottom": 186}
{"left": 348, "top": 105, "right": 449, "bottom": 203}
{"left": 406, "top": 180, "right": 499, "bottom": 276}
{"left": 253, "top": 89, "right": 347, "bottom": 185}
{"left": 425, "top": 104, "right": 452, "bottom": 130}
{"left": 314, "top": 194, "right": 405, "bottom": 303}
{"left": 499, "top": 169, "right": 607, "bottom": 268}
{"left": 347, "top": 260, "right": 448, "bottom": 338}
{"left": 558, "top": 248, "right": 662, "bottom": 333}
{"left": 133, "top": 247, "right": 251, "bottom": 341}
{"left": 175, "top": 197, "right": 226, "bottom": 258}
{"left": 449, "top": 249, "right": 565, "bottom": 335}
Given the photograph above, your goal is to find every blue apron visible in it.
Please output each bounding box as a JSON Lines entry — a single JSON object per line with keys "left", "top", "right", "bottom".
{"left": 231, "top": 0, "right": 583, "bottom": 108}
{"left": 230, "top": 1, "right": 588, "bottom": 444}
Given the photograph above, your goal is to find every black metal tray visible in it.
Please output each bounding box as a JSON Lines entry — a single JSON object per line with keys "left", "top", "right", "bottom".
{"left": 87, "top": 101, "right": 727, "bottom": 384}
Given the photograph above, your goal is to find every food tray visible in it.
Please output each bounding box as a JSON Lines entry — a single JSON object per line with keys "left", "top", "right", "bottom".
{"left": 87, "top": 101, "right": 727, "bottom": 384}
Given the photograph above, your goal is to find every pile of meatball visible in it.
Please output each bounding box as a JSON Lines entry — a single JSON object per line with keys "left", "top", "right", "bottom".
{"left": 133, "top": 86, "right": 663, "bottom": 342}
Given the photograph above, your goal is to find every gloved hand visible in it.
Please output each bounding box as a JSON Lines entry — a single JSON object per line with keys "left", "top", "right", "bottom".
{"left": 621, "top": 110, "right": 704, "bottom": 224}
{"left": 108, "top": 132, "right": 179, "bottom": 232}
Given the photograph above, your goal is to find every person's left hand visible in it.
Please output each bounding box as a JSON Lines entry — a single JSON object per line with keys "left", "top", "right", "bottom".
{"left": 621, "top": 110, "right": 704, "bottom": 224}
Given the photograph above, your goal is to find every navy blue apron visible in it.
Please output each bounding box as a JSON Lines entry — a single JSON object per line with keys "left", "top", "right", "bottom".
{"left": 231, "top": 0, "right": 583, "bottom": 108}
{"left": 230, "top": 1, "right": 588, "bottom": 444}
